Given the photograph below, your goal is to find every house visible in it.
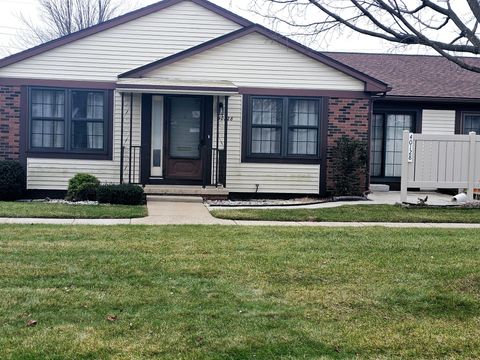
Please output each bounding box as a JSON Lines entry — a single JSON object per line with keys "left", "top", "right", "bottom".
{"left": 0, "top": 0, "right": 388, "bottom": 197}
{"left": 328, "top": 53, "right": 480, "bottom": 189}
{"left": 0, "top": 0, "right": 476, "bottom": 197}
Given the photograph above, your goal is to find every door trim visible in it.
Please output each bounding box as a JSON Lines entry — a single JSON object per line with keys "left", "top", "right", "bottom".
{"left": 141, "top": 94, "right": 213, "bottom": 185}
{"left": 371, "top": 110, "right": 420, "bottom": 179}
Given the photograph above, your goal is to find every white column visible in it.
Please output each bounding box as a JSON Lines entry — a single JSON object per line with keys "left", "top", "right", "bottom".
{"left": 467, "top": 132, "right": 476, "bottom": 201}
{"left": 400, "top": 130, "right": 410, "bottom": 203}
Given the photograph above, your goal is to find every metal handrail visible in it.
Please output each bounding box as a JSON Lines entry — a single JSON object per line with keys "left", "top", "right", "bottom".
{"left": 130, "top": 145, "right": 142, "bottom": 185}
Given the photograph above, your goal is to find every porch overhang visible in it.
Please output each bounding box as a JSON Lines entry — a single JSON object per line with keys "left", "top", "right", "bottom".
{"left": 116, "top": 78, "right": 238, "bottom": 96}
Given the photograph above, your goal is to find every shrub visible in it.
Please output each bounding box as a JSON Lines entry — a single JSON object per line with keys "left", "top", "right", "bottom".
{"left": 331, "top": 136, "right": 368, "bottom": 197}
{"left": 66, "top": 173, "right": 100, "bottom": 201}
{"left": 0, "top": 161, "right": 25, "bottom": 201}
{"left": 97, "top": 184, "right": 144, "bottom": 205}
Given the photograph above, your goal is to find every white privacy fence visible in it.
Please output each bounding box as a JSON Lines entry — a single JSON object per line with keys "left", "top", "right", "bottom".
{"left": 401, "top": 130, "right": 480, "bottom": 202}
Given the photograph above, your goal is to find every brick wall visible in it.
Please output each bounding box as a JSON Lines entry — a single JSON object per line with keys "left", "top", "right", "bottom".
{"left": 0, "top": 85, "right": 21, "bottom": 160}
{"left": 326, "top": 97, "right": 370, "bottom": 194}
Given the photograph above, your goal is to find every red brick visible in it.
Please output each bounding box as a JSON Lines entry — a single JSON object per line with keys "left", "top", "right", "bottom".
{"left": 0, "top": 85, "right": 21, "bottom": 161}
{"left": 326, "top": 97, "right": 370, "bottom": 194}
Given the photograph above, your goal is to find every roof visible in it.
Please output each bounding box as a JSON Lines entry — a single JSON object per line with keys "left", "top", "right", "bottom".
{"left": 0, "top": 0, "right": 252, "bottom": 69}
{"left": 0, "top": 0, "right": 388, "bottom": 94}
{"left": 119, "top": 25, "right": 389, "bottom": 93}
{"left": 326, "top": 52, "right": 480, "bottom": 100}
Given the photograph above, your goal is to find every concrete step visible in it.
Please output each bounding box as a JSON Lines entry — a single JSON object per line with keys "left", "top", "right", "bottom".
{"left": 143, "top": 185, "right": 229, "bottom": 198}
{"left": 147, "top": 195, "right": 203, "bottom": 203}
{"left": 370, "top": 184, "right": 390, "bottom": 192}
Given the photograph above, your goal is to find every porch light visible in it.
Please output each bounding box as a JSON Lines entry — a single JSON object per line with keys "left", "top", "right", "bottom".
{"left": 218, "top": 102, "right": 224, "bottom": 117}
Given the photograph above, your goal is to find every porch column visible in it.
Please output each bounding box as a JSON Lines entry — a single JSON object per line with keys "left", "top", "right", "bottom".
{"left": 129, "top": 93, "right": 134, "bottom": 184}
{"left": 223, "top": 96, "right": 229, "bottom": 188}
{"left": 120, "top": 92, "right": 125, "bottom": 184}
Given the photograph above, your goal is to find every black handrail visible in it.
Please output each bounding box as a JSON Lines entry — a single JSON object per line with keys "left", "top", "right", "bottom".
{"left": 129, "top": 145, "right": 142, "bottom": 185}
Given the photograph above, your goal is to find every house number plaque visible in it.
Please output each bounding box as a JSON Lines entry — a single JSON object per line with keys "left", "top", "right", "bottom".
{"left": 408, "top": 133, "right": 414, "bottom": 163}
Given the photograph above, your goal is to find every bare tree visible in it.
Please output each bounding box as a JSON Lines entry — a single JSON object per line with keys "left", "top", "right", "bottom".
{"left": 250, "top": 0, "right": 480, "bottom": 72}
{"left": 18, "top": 0, "right": 122, "bottom": 47}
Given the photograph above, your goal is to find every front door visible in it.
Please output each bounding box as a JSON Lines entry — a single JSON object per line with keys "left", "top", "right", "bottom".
{"left": 165, "top": 96, "right": 210, "bottom": 181}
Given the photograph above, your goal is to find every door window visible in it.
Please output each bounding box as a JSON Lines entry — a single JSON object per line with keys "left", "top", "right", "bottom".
{"left": 463, "top": 114, "right": 480, "bottom": 134}
{"left": 169, "top": 97, "right": 202, "bottom": 158}
{"left": 371, "top": 113, "right": 415, "bottom": 177}
{"left": 151, "top": 96, "right": 164, "bottom": 177}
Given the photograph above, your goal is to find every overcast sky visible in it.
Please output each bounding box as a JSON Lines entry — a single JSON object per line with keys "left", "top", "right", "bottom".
{"left": 0, "top": 0, "right": 454, "bottom": 59}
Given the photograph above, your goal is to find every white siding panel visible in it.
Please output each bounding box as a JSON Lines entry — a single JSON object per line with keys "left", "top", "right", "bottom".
{"left": 146, "top": 33, "right": 365, "bottom": 91}
{"left": 27, "top": 91, "right": 142, "bottom": 189}
{"left": 27, "top": 93, "right": 320, "bottom": 193}
{"left": 422, "top": 110, "right": 456, "bottom": 135}
{"left": 225, "top": 95, "right": 320, "bottom": 194}
{"left": 0, "top": 1, "right": 240, "bottom": 80}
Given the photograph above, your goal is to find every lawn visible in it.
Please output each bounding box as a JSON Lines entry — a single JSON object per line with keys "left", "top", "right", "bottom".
{"left": 1, "top": 225, "right": 479, "bottom": 359}
{"left": 0, "top": 201, "right": 147, "bottom": 219}
{"left": 211, "top": 204, "right": 480, "bottom": 223}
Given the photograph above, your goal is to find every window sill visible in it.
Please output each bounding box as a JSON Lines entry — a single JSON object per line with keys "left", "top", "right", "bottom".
{"left": 26, "top": 151, "right": 112, "bottom": 161}
{"left": 242, "top": 156, "right": 321, "bottom": 165}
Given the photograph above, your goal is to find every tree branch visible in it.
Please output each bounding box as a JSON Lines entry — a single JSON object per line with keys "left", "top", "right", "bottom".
{"left": 253, "top": 0, "right": 480, "bottom": 72}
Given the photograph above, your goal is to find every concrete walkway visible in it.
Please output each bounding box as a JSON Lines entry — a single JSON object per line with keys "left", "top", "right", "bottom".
{"left": 132, "top": 196, "right": 230, "bottom": 225}
{"left": 0, "top": 195, "right": 480, "bottom": 228}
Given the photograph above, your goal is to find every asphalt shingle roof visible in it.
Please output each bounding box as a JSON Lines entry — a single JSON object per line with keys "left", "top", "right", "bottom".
{"left": 325, "top": 52, "right": 480, "bottom": 99}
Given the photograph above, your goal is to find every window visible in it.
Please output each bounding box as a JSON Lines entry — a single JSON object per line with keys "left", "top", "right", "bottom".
{"left": 462, "top": 113, "right": 480, "bottom": 134}
{"left": 288, "top": 99, "right": 319, "bottom": 155}
{"left": 251, "top": 98, "right": 282, "bottom": 155}
{"left": 71, "top": 91, "right": 105, "bottom": 150}
{"left": 31, "top": 89, "right": 65, "bottom": 149}
{"left": 29, "top": 87, "right": 110, "bottom": 156}
{"left": 370, "top": 114, "right": 384, "bottom": 177}
{"left": 246, "top": 96, "right": 321, "bottom": 161}
{"left": 371, "top": 112, "right": 415, "bottom": 178}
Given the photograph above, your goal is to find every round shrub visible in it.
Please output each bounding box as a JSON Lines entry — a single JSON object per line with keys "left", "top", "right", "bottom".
{"left": 66, "top": 173, "right": 100, "bottom": 201}
{"left": 0, "top": 161, "right": 25, "bottom": 201}
{"left": 97, "top": 184, "right": 144, "bottom": 205}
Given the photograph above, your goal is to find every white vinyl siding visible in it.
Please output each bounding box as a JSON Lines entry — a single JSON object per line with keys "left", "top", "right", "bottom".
{"left": 144, "top": 32, "right": 365, "bottom": 91}
{"left": 29, "top": 96, "right": 322, "bottom": 194}
{"left": 14, "top": 2, "right": 370, "bottom": 193}
{"left": 16, "top": 0, "right": 240, "bottom": 190}
{"left": 226, "top": 95, "right": 320, "bottom": 194}
{"left": 0, "top": 1, "right": 241, "bottom": 81}
{"left": 27, "top": 92, "right": 141, "bottom": 189}
{"left": 422, "top": 109, "right": 456, "bottom": 135}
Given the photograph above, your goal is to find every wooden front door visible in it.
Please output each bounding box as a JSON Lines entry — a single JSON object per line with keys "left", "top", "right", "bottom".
{"left": 165, "top": 96, "right": 210, "bottom": 181}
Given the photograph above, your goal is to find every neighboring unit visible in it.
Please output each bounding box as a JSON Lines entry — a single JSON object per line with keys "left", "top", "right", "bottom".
{"left": 328, "top": 53, "right": 480, "bottom": 189}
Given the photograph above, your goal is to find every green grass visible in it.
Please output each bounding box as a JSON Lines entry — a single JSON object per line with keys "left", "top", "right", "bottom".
{"left": 0, "top": 201, "right": 147, "bottom": 219}
{"left": 1, "top": 225, "right": 479, "bottom": 359}
{"left": 211, "top": 204, "right": 480, "bottom": 223}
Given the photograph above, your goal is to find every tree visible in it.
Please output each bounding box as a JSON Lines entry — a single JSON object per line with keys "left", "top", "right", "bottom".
{"left": 19, "top": 0, "right": 122, "bottom": 47}
{"left": 250, "top": 0, "right": 480, "bottom": 73}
